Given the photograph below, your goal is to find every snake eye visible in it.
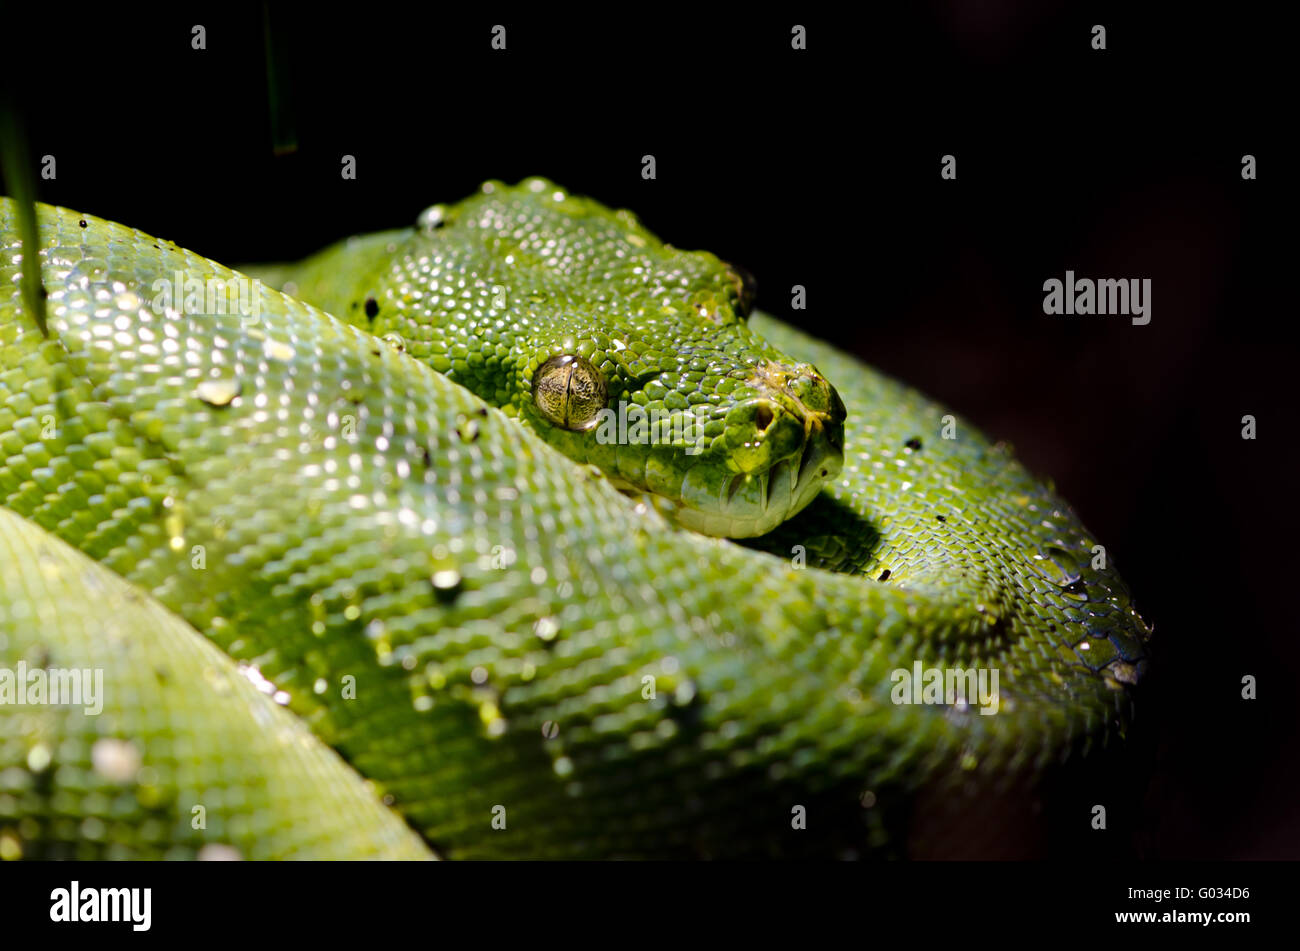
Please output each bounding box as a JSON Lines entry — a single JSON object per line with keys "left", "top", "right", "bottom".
{"left": 531, "top": 355, "right": 608, "bottom": 431}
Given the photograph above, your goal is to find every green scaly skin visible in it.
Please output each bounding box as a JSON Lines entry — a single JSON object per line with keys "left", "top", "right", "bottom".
{"left": 0, "top": 508, "right": 433, "bottom": 860}
{"left": 0, "top": 182, "right": 1150, "bottom": 859}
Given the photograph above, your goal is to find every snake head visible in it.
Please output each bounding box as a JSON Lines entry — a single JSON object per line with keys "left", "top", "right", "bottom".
{"left": 370, "top": 178, "right": 848, "bottom": 537}
{"left": 523, "top": 325, "right": 846, "bottom": 538}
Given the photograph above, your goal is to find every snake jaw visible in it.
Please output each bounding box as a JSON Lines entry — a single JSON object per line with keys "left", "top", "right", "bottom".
{"left": 664, "top": 365, "right": 846, "bottom": 538}
{"left": 674, "top": 423, "right": 843, "bottom": 538}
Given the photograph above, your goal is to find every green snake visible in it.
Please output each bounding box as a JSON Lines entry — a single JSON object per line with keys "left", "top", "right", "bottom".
{"left": 0, "top": 179, "right": 1150, "bottom": 859}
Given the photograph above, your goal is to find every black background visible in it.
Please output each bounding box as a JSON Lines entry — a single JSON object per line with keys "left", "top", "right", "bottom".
{"left": 2, "top": 2, "right": 1295, "bottom": 859}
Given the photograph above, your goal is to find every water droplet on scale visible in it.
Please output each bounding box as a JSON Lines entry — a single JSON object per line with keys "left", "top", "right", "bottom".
{"left": 197, "top": 844, "right": 243, "bottom": 861}
{"left": 263, "top": 338, "right": 295, "bottom": 362}
{"left": 91, "top": 738, "right": 141, "bottom": 784}
{"left": 430, "top": 565, "right": 462, "bottom": 603}
{"left": 455, "top": 417, "right": 480, "bottom": 442}
{"left": 26, "top": 744, "right": 52, "bottom": 773}
{"left": 195, "top": 378, "right": 241, "bottom": 407}
{"left": 417, "top": 204, "right": 448, "bottom": 233}
{"left": 1026, "top": 546, "right": 1082, "bottom": 587}
{"left": 1061, "top": 580, "right": 1089, "bottom": 602}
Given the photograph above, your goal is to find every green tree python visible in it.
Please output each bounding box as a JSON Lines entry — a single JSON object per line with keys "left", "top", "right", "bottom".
{"left": 0, "top": 179, "right": 1151, "bottom": 859}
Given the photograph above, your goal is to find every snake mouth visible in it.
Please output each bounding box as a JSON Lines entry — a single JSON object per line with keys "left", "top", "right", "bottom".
{"left": 673, "top": 427, "right": 843, "bottom": 538}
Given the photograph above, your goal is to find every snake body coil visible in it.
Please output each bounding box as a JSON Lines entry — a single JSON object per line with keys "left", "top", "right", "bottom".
{"left": 0, "top": 183, "right": 1149, "bottom": 858}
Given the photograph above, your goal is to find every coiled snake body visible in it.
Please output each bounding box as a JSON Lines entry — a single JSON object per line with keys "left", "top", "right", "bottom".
{"left": 0, "top": 180, "right": 1149, "bottom": 858}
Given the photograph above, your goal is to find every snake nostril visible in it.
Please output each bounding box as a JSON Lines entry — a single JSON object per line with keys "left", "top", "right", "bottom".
{"left": 754, "top": 404, "right": 775, "bottom": 432}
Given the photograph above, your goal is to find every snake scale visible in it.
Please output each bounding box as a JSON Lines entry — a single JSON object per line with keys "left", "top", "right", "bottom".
{"left": 0, "top": 179, "right": 1150, "bottom": 859}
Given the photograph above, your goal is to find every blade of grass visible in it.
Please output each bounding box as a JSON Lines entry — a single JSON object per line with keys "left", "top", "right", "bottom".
{"left": 0, "top": 107, "right": 49, "bottom": 337}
